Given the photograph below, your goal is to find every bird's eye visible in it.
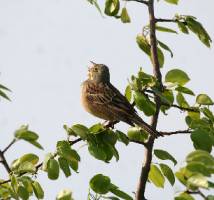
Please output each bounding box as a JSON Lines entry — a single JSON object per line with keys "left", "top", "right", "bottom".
{"left": 93, "top": 67, "right": 98, "bottom": 72}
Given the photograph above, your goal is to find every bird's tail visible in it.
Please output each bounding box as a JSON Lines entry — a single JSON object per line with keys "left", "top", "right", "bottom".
{"left": 132, "top": 115, "right": 163, "bottom": 138}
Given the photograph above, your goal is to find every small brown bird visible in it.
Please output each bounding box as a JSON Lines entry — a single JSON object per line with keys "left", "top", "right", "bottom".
{"left": 81, "top": 62, "right": 161, "bottom": 138}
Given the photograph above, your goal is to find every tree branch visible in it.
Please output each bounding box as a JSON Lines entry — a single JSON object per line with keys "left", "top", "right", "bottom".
{"left": 155, "top": 18, "right": 177, "bottom": 23}
{"left": 160, "top": 129, "right": 191, "bottom": 136}
{"left": 0, "top": 138, "right": 82, "bottom": 186}
{"left": 124, "top": 0, "right": 148, "bottom": 5}
{"left": 136, "top": 0, "right": 163, "bottom": 199}
{"left": 186, "top": 190, "right": 207, "bottom": 199}
{"left": 0, "top": 150, "right": 11, "bottom": 174}
{"left": 145, "top": 90, "right": 199, "bottom": 112}
{"left": 3, "top": 138, "right": 17, "bottom": 154}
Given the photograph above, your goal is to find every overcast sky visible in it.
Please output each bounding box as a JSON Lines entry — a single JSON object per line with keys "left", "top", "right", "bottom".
{"left": 0, "top": 0, "right": 213, "bottom": 199}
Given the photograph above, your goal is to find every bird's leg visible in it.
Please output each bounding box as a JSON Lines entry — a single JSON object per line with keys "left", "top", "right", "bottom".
{"left": 102, "top": 120, "right": 119, "bottom": 129}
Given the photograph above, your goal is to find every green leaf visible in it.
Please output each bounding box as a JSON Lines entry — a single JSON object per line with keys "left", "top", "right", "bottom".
{"left": 121, "top": 8, "right": 131, "bottom": 23}
{"left": 88, "top": 143, "right": 107, "bottom": 161}
{"left": 134, "top": 92, "right": 156, "bottom": 116}
{"left": 156, "top": 26, "right": 177, "bottom": 33}
{"left": 186, "top": 161, "right": 211, "bottom": 177}
{"left": 89, "top": 123, "right": 104, "bottom": 134}
{"left": 159, "top": 163, "right": 175, "bottom": 186}
{"left": 0, "top": 89, "right": 10, "bottom": 101}
{"left": 127, "top": 127, "right": 148, "bottom": 142}
{"left": 201, "top": 107, "right": 214, "bottom": 122}
{"left": 56, "top": 189, "right": 73, "bottom": 200}
{"left": 42, "top": 153, "right": 53, "bottom": 171}
{"left": 90, "top": 174, "right": 111, "bottom": 194}
{"left": 187, "top": 174, "right": 208, "bottom": 188}
{"left": 186, "top": 150, "right": 214, "bottom": 172}
{"left": 27, "top": 140, "right": 44, "bottom": 150}
{"left": 154, "top": 149, "right": 177, "bottom": 165}
{"left": 175, "top": 192, "right": 194, "bottom": 200}
{"left": 176, "top": 92, "right": 189, "bottom": 108}
{"left": 148, "top": 164, "right": 165, "bottom": 188}
{"left": 0, "top": 83, "right": 11, "bottom": 91}
{"left": 159, "top": 89, "right": 174, "bottom": 112}
{"left": 105, "top": 0, "right": 120, "bottom": 16}
{"left": 15, "top": 130, "right": 38, "bottom": 141}
{"left": 207, "top": 195, "right": 214, "bottom": 200}
{"left": 109, "top": 187, "right": 133, "bottom": 200}
{"left": 14, "top": 126, "right": 43, "bottom": 149}
{"left": 69, "top": 159, "right": 79, "bottom": 172}
{"left": 11, "top": 153, "right": 39, "bottom": 171}
{"left": 71, "top": 124, "right": 89, "bottom": 139}
{"left": 165, "top": 69, "right": 190, "bottom": 85}
{"left": 163, "top": 0, "right": 179, "bottom": 5}
{"left": 57, "top": 140, "right": 80, "bottom": 162}
{"left": 125, "top": 85, "right": 132, "bottom": 102}
{"left": 32, "top": 181, "right": 44, "bottom": 199}
{"left": 19, "top": 176, "right": 33, "bottom": 194}
{"left": 47, "top": 159, "right": 60, "bottom": 180}
{"left": 158, "top": 40, "right": 173, "bottom": 57}
{"left": 175, "top": 86, "right": 195, "bottom": 96}
{"left": 58, "top": 157, "right": 71, "bottom": 178}
{"left": 17, "top": 186, "right": 29, "bottom": 200}
{"left": 18, "top": 161, "right": 36, "bottom": 174}
{"left": 157, "top": 47, "right": 165, "bottom": 68}
{"left": 11, "top": 174, "right": 18, "bottom": 192}
{"left": 196, "top": 94, "right": 213, "bottom": 105}
{"left": 177, "top": 22, "right": 189, "bottom": 34}
{"left": 191, "top": 129, "right": 212, "bottom": 152}
{"left": 115, "top": 130, "right": 129, "bottom": 145}
{"left": 136, "top": 35, "right": 150, "bottom": 56}
{"left": 186, "top": 17, "right": 212, "bottom": 47}
{"left": 87, "top": 0, "right": 102, "bottom": 16}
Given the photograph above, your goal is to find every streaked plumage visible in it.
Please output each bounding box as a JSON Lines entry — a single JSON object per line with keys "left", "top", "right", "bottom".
{"left": 81, "top": 62, "right": 161, "bottom": 138}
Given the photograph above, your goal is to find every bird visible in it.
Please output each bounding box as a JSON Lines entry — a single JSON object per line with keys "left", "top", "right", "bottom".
{"left": 81, "top": 61, "right": 161, "bottom": 138}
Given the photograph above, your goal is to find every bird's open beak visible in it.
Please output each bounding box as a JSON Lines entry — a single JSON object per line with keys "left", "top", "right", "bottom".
{"left": 90, "top": 61, "right": 96, "bottom": 65}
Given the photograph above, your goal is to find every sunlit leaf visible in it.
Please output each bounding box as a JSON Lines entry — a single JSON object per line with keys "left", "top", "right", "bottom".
{"left": 156, "top": 26, "right": 177, "bottom": 33}
{"left": 158, "top": 40, "right": 173, "bottom": 57}
{"left": 32, "top": 181, "right": 44, "bottom": 199}
{"left": 121, "top": 7, "right": 131, "bottom": 23}
{"left": 148, "top": 164, "right": 165, "bottom": 188}
{"left": 196, "top": 94, "right": 213, "bottom": 105}
{"left": 165, "top": 69, "right": 190, "bottom": 85}
{"left": 159, "top": 163, "right": 175, "bottom": 186}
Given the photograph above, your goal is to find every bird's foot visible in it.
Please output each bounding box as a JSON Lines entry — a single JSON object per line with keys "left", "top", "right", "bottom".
{"left": 103, "top": 120, "right": 119, "bottom": 129}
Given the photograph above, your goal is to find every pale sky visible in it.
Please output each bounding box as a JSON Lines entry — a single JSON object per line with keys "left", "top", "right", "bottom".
{"left": 0, "top": 0, "right": 213, "bottom": 199}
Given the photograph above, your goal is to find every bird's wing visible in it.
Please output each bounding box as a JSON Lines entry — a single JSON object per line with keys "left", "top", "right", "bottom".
{"left": 85, "top": 81, "right": 136, "bottom": 113}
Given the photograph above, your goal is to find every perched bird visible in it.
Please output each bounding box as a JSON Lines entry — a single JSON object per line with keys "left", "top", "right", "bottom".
{"left": 81, "top": 62, "right": 161, "bottom": 138}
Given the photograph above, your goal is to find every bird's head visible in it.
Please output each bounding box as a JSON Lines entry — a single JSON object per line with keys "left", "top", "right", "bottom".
{"left": 88, "top": 61, "right": 110, "bottom": 83}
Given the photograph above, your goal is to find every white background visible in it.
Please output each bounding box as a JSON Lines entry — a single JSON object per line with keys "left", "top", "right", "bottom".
{"left": 0, "top": 0, "right": 213, "bottom": 199}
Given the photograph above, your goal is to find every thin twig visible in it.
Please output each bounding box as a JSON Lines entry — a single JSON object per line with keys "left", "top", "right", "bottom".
{"left": 145, "top": 89, "right": 199, "bottom": 112}
{"left": 0, "top": 150, "right": 11, "bottom": 174}
{"left": 163, "top": 103, "right": 199, "bottom": 112}
{"left": 3, "top": 139, "right": 17, "bottom": 154}
{"left": 160, "top": 129, "right": 191, "bottom": 136}
{"left": 186, "top": 190, "right": 207, "bottom": 199}
{"left": 155, "top": 18, "right": 177, "bottom": 23}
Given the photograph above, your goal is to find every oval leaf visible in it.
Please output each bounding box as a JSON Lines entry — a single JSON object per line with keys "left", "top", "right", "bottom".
{"left": 148, "top": 164, "right": 165, "bottom": 188}
{"left": 154, "top": 149, "right": 177, "bottom": 165}
{"left": 165, "top": 69, "right": 190, "bottom": 85}
{"left": 90, "top": 174, "right": 111, "bottom": 194}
